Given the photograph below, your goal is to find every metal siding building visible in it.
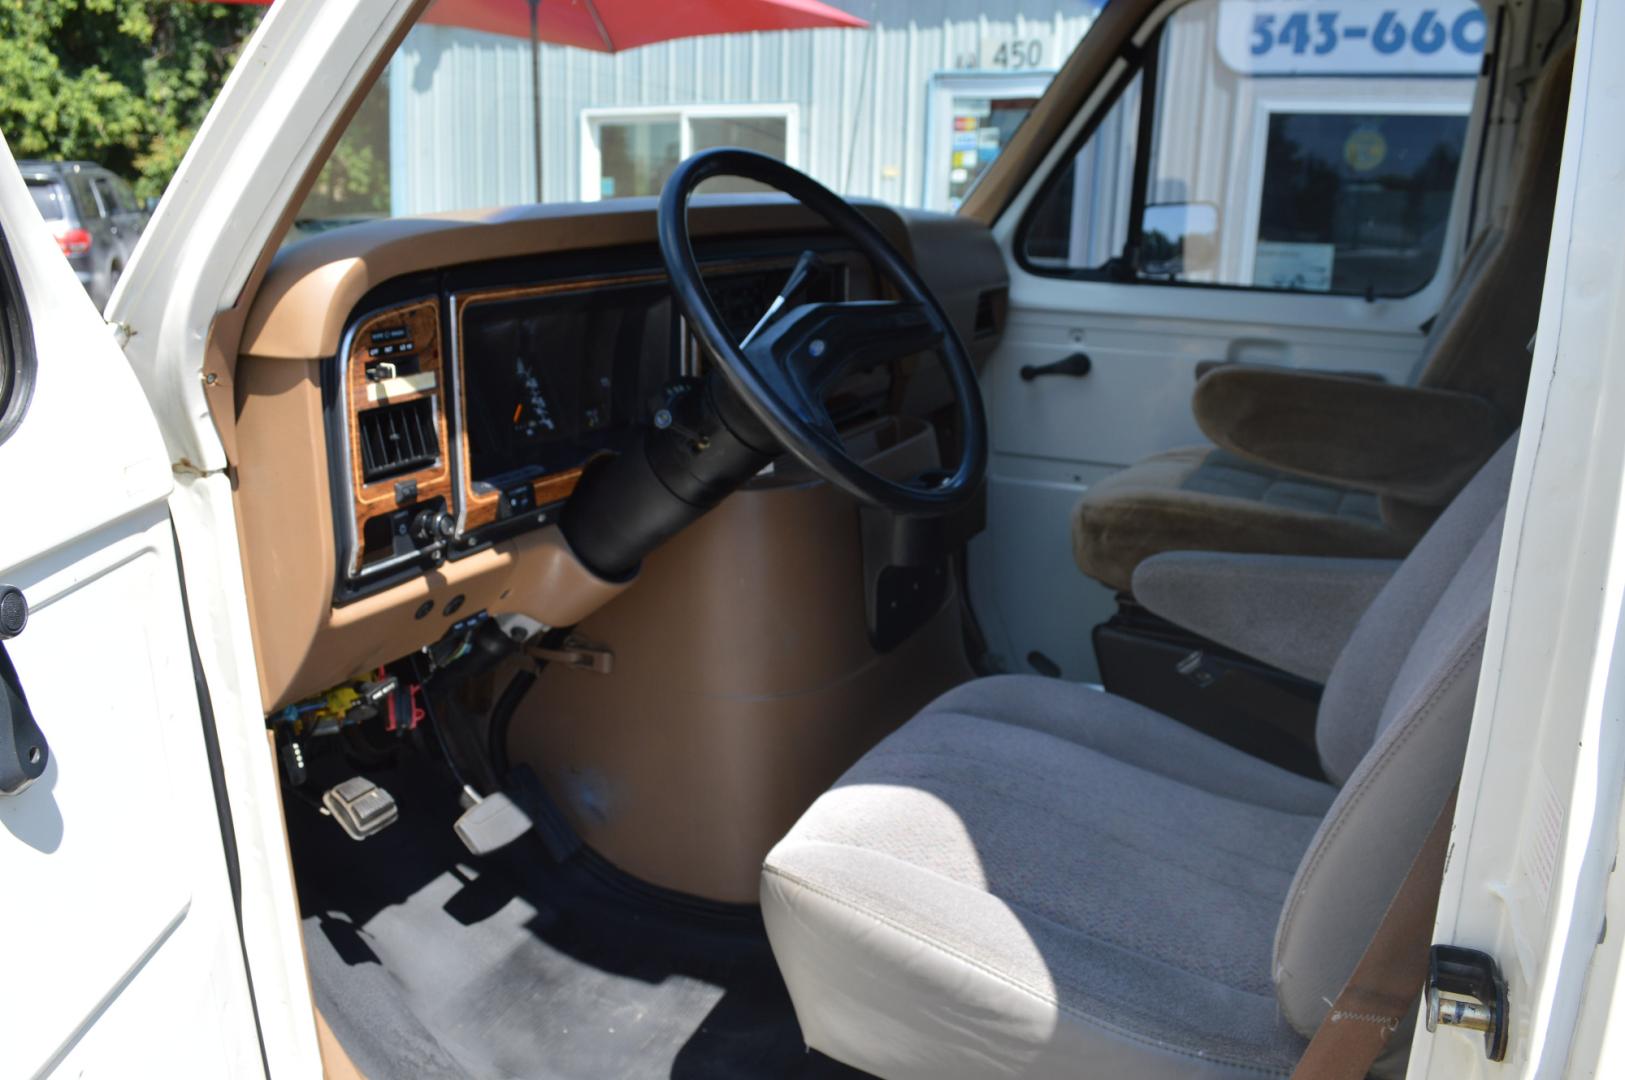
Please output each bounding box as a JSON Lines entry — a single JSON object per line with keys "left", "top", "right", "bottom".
{"left": 387, "top": 0, "right": 1101, "bottom": 216}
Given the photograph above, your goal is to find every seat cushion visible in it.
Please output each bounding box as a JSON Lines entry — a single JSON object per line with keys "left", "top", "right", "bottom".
{"left": 1072, "top": 445, "right": 1420, "bottom": 592}
{"left": 761, "top": 676, "right": 1337, "bottom": 1080}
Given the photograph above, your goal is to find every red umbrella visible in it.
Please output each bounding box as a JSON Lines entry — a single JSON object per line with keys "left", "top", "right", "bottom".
{"left": 211, "top": 0, "right": 866, "bottom": 52}
{"left": 212, "top": 0, "right": 867, "bottom": 196}
{"left": 421, "top": 0, "right": 867, "bottom": 52}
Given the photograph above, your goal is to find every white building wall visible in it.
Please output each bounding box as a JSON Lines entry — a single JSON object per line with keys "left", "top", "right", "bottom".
{"left": 387, "top": 0, "right": 1101, "bottom": 216}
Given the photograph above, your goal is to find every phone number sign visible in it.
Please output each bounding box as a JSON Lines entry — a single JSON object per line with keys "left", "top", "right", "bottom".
{"left": 1218, "top": 2, "right": 1486, "bottom": 76}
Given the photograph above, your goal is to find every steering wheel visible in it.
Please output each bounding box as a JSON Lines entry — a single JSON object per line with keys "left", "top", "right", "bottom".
{"left": 658, "top": 148, "right": 987, "bottom": 515}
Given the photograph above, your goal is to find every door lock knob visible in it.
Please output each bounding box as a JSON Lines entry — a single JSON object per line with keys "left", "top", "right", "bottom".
{"left": 0, "top": 585, "right": 27, "bottom": 640}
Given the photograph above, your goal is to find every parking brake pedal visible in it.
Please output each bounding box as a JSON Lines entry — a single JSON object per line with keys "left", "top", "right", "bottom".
{"left": 454, "top": 788, "right": 533, "bottom": 856}
{"left": 322, "top": 776, "right": 399, "bottom": 841}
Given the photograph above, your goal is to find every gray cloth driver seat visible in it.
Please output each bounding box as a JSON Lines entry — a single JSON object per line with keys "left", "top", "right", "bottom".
{"left": 761, "top": 437, "right": 1517, "bottom": 1079}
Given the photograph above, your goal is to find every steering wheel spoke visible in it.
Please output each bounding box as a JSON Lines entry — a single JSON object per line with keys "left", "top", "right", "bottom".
{"left": 741, "top": 299, "right": 943, "bottom": 441}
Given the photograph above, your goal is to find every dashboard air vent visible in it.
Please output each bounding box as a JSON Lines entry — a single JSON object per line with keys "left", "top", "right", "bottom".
{"left": 358, "top": 398, "right": 438, "bottom": 483}
{"left": 974, "top": 287, "right": 1007, "bottom": 340}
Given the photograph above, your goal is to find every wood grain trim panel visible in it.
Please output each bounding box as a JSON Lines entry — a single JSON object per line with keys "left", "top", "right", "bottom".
{"left": 345, "top": 299, "right": 450, "bottom": 571}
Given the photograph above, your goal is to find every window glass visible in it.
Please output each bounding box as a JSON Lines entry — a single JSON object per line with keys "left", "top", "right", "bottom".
{"left": 287, "top": 1, "right": 1105, "bottom": 242}
{"left": 1022, "top": 74, "right": 1141, "bottom": 271}
{"left": 91, "top": 178, "right": 119, "bottom": 216}
{"left": 1255, "top": 111, "right": 1467, "bottom": 295}
{"left": 27, "top": 181, "right": 67, "bottom": 223}
{"left": 69, "top": 176, "right": 101, "bottom": 220}
{"left": 1022, "top": 0, "right": 1482, "bottom": 298}
{"left": 110, "top": 178, "right": 140, "bottom": 214}
{"left": 690, "top": 116, "right": 788, "bottom": 160}
{"left": 596, "top": 117, "right": 682, "bottom": 199}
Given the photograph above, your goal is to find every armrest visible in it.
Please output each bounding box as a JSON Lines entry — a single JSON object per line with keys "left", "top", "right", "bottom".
{"left": 1194, "top": 358, "right": 1386, "bottom": 383}
{"left": 1192, "top": 364, "right": 1506, "bottom": 505}
{"left": 1131, "top": 551, "right": 1401, "bottom": 684}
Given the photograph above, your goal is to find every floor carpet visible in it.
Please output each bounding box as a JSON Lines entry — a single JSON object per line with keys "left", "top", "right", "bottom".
{"left": 287, "top": 753, "right": 867, "bottom": 1080}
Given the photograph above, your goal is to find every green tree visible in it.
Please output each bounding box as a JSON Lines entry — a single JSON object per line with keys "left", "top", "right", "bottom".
{"left": 0, "top": 1, "right": 263, "bottom": 199}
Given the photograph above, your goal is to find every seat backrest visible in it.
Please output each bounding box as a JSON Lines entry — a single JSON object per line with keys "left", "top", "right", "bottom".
{"left": 1407, "top": 45, "right": 1572, "bottom": 423}
{"left": 1272, "top": 436, "right": 1518, "bottom": 1051}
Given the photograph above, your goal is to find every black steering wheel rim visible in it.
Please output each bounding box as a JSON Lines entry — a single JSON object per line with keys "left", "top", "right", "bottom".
{"left": 657, "top": 148, "right": 988, "bottom": 515}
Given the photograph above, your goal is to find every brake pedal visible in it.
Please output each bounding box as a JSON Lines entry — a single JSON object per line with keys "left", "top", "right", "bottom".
{"left": 322, "top": 776, "right": 399, "bottom": 841}
{"left": 454, "top": 790, "right": 533, "bottom": 856}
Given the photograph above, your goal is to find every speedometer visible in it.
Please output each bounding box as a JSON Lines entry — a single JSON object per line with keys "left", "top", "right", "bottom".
{"left": 511, "top": 355, "right": 556, "bottom": 439}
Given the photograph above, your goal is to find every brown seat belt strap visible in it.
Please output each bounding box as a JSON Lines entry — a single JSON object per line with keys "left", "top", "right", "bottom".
{"left": 1290, "top": 790, "right": 1458, "bottom": 1080}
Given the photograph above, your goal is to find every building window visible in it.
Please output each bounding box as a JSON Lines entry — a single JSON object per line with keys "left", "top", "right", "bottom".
{"left": 1254, "top": 111, "right": 1468, "bottom": 296}
{"left": 581, "top": 105, "right": 798, "bottom": 201}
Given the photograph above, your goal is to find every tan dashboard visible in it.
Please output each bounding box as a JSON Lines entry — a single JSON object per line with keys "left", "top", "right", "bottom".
{"left": 231, "top": 195, "right": 1006, "bottom": 714}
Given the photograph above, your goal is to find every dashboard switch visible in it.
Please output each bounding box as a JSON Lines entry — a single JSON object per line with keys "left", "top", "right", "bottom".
{"left": 499, "top": 484, "right": 536, "bottom": 519}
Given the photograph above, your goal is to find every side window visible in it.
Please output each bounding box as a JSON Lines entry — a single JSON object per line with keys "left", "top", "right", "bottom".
{"left": 69, "top": 176, "right": 102, "bottom": 221}
{"left": 1022, "top": 0, "right": 1484, "bottom": 299}
{"left": 91, "top": 177, "right": 125, "bottom": 216}
{"left": 1022, "top": 72, "right": 1142, "bottom": 271}
{"left": 111, "top": 178, "right": 139, "bottom": 214}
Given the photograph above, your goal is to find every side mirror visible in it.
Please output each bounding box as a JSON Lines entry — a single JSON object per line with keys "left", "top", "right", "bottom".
{"left": 1138, "top": 202, "right": 1219, "bottom": 278}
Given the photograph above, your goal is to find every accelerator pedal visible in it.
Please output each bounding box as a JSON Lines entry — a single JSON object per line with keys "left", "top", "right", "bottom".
{"left": 454, "top": 788, "right": 533, "bottom": 856}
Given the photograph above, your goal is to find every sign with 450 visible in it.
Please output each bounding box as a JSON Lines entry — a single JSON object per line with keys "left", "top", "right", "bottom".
{"left": 1217, "top": 1, "right": 1485, "bottom": 76}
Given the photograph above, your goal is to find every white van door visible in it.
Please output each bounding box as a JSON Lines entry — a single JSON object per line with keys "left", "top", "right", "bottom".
{"left": 0, "top": 132, "right": 263, "bottom": 1076}
{"left": 970, "top": 0, "right": 1489, "bottom": 680}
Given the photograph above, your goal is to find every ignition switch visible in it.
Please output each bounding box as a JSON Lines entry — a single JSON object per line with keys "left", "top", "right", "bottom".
{"left": 411, "top": 506, "right": 456, "bottom": 544}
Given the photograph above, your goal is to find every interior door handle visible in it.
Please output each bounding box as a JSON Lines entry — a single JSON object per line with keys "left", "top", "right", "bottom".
{"left": 1020, "top": 352, "right": 1092, "bottom": 381}
{"left": 0, "top": 586, "right": 47, "bottom": 796}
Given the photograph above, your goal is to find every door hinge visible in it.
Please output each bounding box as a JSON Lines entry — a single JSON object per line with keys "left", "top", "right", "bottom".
{"left": 1424, "top": 945, "right": 1509, "bottom": 1062}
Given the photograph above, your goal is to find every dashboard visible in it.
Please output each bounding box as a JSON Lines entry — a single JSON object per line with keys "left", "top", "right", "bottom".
{"left": 331, "top": 250, "right": 856, "bottom": 599}
{"left": 229, "top": 196, "right": 1007, "bottom": 712}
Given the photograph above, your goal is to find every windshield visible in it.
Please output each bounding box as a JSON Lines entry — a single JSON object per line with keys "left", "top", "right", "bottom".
{"left": 27, "top": 181, "right": 66, "bottom": 222}
{"left": 289, "top": 0, "right": 1102, "bottom": 242}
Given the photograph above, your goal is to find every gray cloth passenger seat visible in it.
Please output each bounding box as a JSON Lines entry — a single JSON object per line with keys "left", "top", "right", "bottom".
{"left": 761, "top": 436, "right": 1519, "bottom": 1079}
{"left": 1071, "top": 48, "right": 1570, "bottom": 594}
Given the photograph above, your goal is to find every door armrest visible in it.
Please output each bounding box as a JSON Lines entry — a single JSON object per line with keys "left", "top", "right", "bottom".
{"left": 1192, "top": 364, "right": 1506, "bottom": 505}
{"left": 1131, "top": 551, "right": 1401, "bottom": 684}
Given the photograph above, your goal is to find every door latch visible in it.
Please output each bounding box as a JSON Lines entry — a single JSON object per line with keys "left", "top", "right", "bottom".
{"left": 1019, "top": 351, "right": 1092, "bottom": 381}
{"left": 1424, "top": 945, "right": 1509, "bottom": 1062}
{"left": 0, "top": 584, "right": 48, "bottom": 797}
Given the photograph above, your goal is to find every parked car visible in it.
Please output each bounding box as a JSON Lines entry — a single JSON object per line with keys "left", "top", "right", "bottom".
{"left": 17, "top": 159, "right": 149, "bottom": 309}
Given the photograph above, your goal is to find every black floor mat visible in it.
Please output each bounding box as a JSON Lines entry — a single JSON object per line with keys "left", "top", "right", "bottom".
{"left": 287, "top": 755, "right": 867, "bottom": 1080}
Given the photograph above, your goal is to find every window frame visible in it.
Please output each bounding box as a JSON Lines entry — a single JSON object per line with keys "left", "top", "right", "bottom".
{"left": 1014, "top": 5, "right": 1483, "bottom": 302}
{"left": 1011, "top": 47, "right": 1150, "bottom": 285}
{"left": 578, "top": 103, "right": 800, "bottom": 203}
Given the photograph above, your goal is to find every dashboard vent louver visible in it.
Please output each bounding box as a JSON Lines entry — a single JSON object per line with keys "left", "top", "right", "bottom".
{"left": 974, "top": 287, "right": 1007, "bottom": 340}
{"left": 357, "top": 398, "right": 438, "bottom": 483}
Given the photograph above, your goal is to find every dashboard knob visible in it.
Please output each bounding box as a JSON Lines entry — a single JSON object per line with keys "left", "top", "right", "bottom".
{"left": 411, "top": 507, "right": 456, "bottom": 544}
